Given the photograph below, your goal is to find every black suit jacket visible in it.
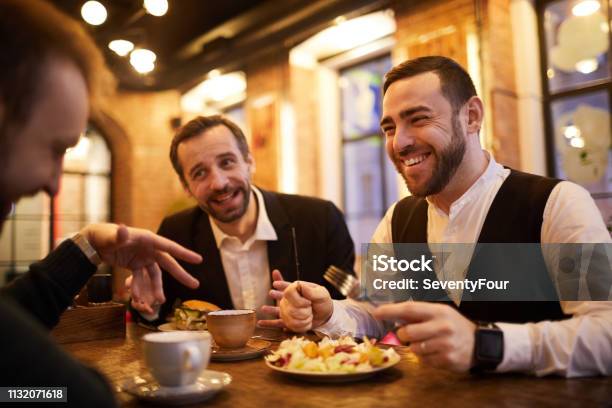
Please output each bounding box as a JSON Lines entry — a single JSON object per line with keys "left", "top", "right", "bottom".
{"left": 155, "top": 189, "right": 355, "bottom": 322}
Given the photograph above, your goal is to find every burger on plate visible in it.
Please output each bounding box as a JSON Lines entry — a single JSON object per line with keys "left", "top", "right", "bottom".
{"left": 173, "top": 300, "right": 221, "bottom": 330}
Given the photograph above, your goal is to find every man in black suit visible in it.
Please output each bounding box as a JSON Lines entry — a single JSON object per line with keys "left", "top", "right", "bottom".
{"left": 131, "top": 115, "right": 355, "bottom": 326}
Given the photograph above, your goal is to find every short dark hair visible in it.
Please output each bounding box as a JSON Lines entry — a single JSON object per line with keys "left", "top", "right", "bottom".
{"left": 0, "top": 0, "right": 114, "bottom": 137}
{"left": 170, "top": 115, "right": 250, "bottom": 185}
{"left": 383, "top": 56, "right": 477, "bottom": 112}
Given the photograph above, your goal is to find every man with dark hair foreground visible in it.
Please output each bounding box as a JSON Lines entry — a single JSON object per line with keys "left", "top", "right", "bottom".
{"left": 0, "top": 1, "right": 204, "bottom": 405}
{"left": 279, "top": 56, "right": 612, "bottom": 377}
{"left": 130, "top": 115, "right": 356, "bottom": 328}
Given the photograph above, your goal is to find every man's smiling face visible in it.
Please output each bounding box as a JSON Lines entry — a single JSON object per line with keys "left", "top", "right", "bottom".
{"left": 178, "top": 124, "right": 253, "bottom": 224}
{"left": 380, "top": 72, "right": 466, "bottom": 197}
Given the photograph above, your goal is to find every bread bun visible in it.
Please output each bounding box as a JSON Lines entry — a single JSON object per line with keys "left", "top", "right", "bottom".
{"left": 181, "top": 299, "right": 221, "bottom": 312}
{"left": 173, "top": 300, "right": 221, "bottom": 330}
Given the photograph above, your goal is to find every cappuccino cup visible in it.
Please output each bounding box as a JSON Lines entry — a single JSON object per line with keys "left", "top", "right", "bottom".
{"left": 142, "top": 331, "right": 211, "bottom": 387}
{"left": 206, "top": 309, "right": 256, "bottom": 349}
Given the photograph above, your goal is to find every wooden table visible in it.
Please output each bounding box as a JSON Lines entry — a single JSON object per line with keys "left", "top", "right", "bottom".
{"left": 64, "top": 324, "right": 612, "bottom": 407}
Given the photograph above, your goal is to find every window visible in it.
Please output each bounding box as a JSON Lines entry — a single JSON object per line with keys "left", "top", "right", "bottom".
{"left": 53, "top": 126, "right": 112, "bottom": 244}
{"left": 537, "top": 0, "right": 611, "bottom": 232}
{"left": 339, "top": 55, "right": 398, "bottom": 247}
{"left": 0, "top": 125, "right": 111, "bottom": 284}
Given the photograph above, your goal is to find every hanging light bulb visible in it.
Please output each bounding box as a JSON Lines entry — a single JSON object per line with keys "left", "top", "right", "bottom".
{"left": 130, "top": 48, "right": 157, "bottom": 74}
{"left": 81, "top": 1, "right": 107, "bottom": 26}
{"left": 108, "top": 40, "right": 134, "bottom": 57}
{"left": 143, "top": 0, "right": 168, "bottom": 17}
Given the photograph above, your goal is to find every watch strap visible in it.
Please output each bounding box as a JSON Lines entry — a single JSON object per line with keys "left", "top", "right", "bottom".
{"left": 72, "top": 233, "right": 102, "bottom": 266}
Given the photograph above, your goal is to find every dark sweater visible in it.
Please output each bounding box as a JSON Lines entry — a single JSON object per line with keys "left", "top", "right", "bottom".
{"left": 0, "top": 240, "right": 118, "bottom": 407}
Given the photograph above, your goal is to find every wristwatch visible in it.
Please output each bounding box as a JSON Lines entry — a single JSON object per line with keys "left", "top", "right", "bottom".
{"left": 471, "top": 321, "right": 504, "bottom": 373}
{"left": 72, "top": 233, "right": 102, "bottom": 266}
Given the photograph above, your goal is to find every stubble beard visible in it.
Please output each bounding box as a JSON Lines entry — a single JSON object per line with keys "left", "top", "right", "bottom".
{"left": 204, "top": 182, "right": 251, "bottom": 224}
{"left": 394, "top": 113, "right": 466, "bottom": 198}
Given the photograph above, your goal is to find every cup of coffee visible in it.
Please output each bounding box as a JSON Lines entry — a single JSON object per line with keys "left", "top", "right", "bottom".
{"left": 142, "top": 331, "right": 211, "bottom": 387}
{"left": 206, "top": 309, "right": 256, "bottom": 349}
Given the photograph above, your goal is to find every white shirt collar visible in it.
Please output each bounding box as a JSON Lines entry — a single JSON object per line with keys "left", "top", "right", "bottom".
{"left": 426, "top": 151, "right": 506, "bottom": 218}
{"left": 209, "top": 186, "right": 278, "bottom": 248}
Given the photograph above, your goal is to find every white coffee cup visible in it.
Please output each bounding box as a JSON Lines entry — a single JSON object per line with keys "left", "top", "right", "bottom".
{"left": 142, "top": 331, "right": 211, "bottom": 387}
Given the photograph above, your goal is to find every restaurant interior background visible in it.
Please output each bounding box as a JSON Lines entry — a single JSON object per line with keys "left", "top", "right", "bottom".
{"left": 1, "top": 0, "right": 610, "bottom": 300}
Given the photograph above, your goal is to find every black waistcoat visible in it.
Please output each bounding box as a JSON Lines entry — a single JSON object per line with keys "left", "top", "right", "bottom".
{"left": 391, "top": 169, "right": 568, "bottom": 323}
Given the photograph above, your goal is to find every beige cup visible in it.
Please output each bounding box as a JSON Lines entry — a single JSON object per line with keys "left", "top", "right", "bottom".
{"left": 142, "top": 331, "right": 211, "bottom": 387}
{"left": 206, "top": 309, "right": 256, "bottom": 349}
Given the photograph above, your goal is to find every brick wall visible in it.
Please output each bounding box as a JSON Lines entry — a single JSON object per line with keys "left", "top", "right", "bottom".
{"left": 393, "top": 0, "right": 475, "bottom": 67}
{"left": 99, "top": 90, "right": 186, "bottom": 232}
{"left": 480, "top": 0, "right": 521, "bottom": 168}
{"left": 290, "top": 64, "right": 320, "bottom": 196}
{"left": 245, "top": 50, "right": 289, "bottom": 191}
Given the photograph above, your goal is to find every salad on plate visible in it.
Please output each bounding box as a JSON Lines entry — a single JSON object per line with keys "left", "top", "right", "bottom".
{"left": 265, "top": 336, "right": 400, "bottom": 374}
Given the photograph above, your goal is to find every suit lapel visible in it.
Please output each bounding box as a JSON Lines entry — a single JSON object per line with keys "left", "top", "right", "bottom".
{"left": 260, "top": 189, "right": 295, "bottom": 281}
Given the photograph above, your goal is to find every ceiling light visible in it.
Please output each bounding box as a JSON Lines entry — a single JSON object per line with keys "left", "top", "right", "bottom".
{"left": 181, "top": 72, "right": 246, "bottom": 112}
{"left": 208, "top": 69, "right": 221, "bottom": 78}
{"left": 201, "top": 72, "right": 246, "bottom": 101}
{"left": 575, "top": 58, "right": 598, "bottom": 74}
{"left": 108, "top": 40, "right": 134, "bottom": 57}
{"left": 143, "top": 0, "right": 168, "bottom": 17}
{"left": 291, "top": 10, "right": 396, "bottom": 63}
{"left": 81, "top": 1, "right": 107, "bottom": 26}
{"left": 133, "top": 61, "right": 155, "bottom": 74}
{"left": 572, "top": 0, "right": 600, "bottom": 17}
{"left": 130, "top": 48, "right": 156, "bottom": 74}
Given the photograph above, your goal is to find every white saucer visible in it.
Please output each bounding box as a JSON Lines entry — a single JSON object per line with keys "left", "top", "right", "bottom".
{"left": 121, "top": 370, "right": 231, "bottom": 405}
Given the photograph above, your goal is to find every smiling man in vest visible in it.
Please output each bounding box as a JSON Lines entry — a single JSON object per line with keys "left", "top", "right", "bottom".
{"left": 279, "top": 56, "right": 612, "bottom": 377}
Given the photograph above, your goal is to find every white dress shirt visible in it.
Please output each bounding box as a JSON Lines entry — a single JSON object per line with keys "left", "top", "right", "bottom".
{"left": 209, "top": 186, "right": 277, "bottom": 317}
{"left": 318, "top": 152, "right": 612, "bottom": 377}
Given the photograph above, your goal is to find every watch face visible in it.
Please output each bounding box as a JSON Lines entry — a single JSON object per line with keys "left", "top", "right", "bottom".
{"left": 478, "top": 329, "right": 503, "bottom": 360}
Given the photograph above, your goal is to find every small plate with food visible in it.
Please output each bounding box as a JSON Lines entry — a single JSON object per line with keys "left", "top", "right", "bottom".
{"left": 265, "top": 336, "right": 400, "bottom": 382}
{"left": 158, "top": 300, "right": 220, "bottom": 332}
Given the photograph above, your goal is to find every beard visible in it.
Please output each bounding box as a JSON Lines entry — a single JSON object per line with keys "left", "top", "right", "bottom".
{"left": 393, "top": 113, "right": 466, "bottom": 197}
{"left": 201, "top": 182, "right": 251, "bottom": 224}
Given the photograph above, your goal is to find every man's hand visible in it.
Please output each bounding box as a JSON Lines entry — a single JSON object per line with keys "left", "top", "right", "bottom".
{"left": 80, "top": 223, "right": 201, "bottom": 314}
{"left": 258, "top": 269, "right": 290, "bottom": 328}
{"left": 373, "top": 302, "right": 476, "bottom": 372}
{"left": 279, "top": 281, "right": 333, "bottom": 333}
{"left": 124, "top": 275, "right": 157, "bottom": 315}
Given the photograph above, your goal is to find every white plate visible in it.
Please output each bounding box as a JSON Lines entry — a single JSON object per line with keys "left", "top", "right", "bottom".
{"left": 265, "top": 356, "right": 400, "bottom": 383}
{"left": 121, "top": 370, "right": 231, "bottom": 405}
